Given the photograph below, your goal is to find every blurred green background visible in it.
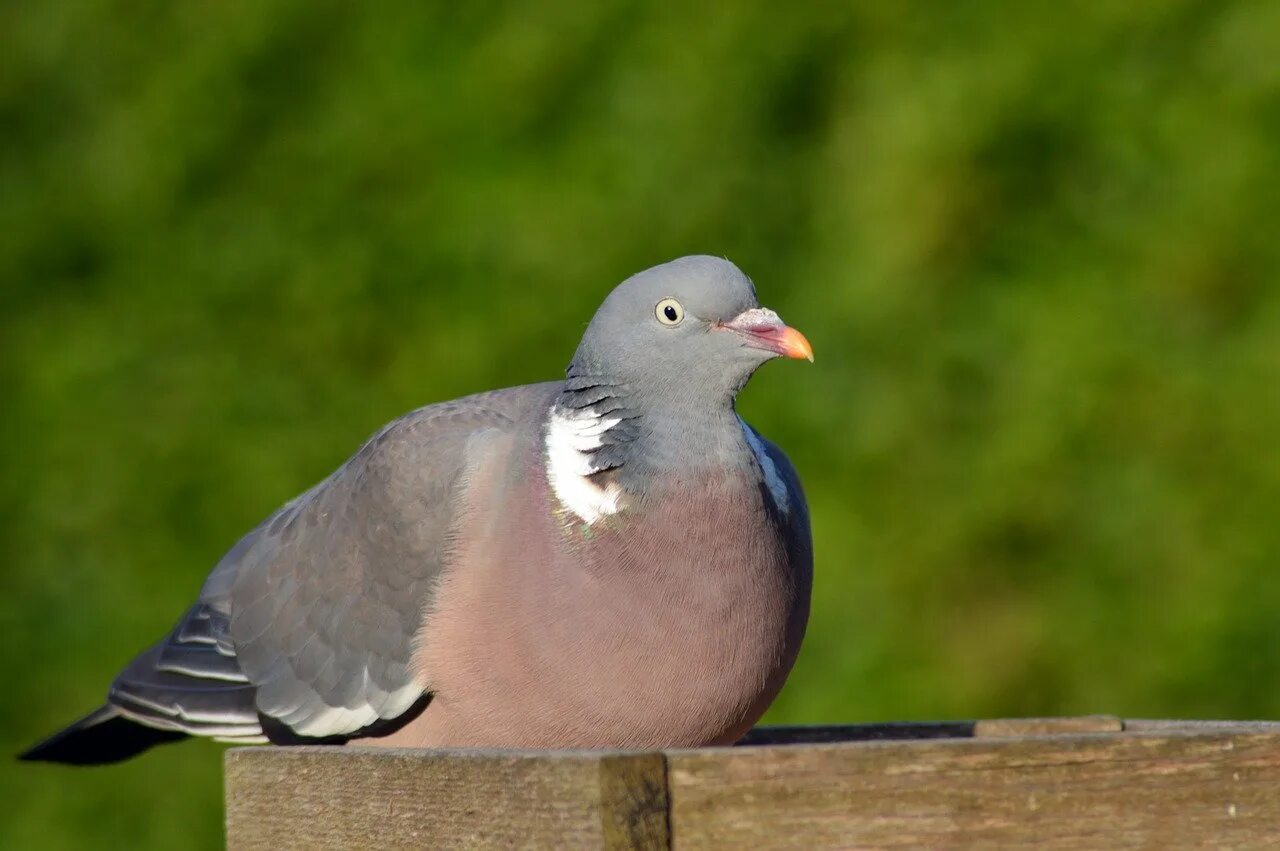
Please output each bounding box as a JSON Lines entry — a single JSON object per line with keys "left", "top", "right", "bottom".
{"left": 3, "top": 1, "right": 1280, "bottom": 847}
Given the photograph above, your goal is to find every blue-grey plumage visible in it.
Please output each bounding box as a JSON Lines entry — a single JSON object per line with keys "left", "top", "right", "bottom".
{"left": 20, "top": 256, "right": 813, "bottom": 763}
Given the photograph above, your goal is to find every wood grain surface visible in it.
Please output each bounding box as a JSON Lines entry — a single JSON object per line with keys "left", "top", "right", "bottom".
{"left": 225, "top": 746, "right": 668, "bottom": 850}
{"left": 225, "top": 719, "right": 1280, "bottom": 849}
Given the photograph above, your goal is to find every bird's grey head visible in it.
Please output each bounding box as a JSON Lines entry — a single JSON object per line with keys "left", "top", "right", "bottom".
{"left": 567, "top": 256, "right": 812, "bottom": 408}
{"left": 546, "top": 256, "right": 811, "bottom": 521}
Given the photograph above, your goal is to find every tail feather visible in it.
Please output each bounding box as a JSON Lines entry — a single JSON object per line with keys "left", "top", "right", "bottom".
{"left": 21, "top": 606, "right": 269, "bottom": 766}
{"left": 18, "top": 706, "right": 187, "bottom": 766}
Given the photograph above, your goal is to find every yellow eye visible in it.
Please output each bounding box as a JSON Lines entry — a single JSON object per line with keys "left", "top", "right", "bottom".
{"left": 655, "top": 297, "right": 684, "bottom": 326}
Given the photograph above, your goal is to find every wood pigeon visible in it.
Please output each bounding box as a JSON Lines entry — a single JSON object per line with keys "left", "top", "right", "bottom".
{"left": 21, "top": 255, "right": 814, "bottom": 764}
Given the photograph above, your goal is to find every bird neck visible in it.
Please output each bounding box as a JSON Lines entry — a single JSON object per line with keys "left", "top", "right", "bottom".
{"left": 543, "top": 372, "right": 751, "bottom": 526}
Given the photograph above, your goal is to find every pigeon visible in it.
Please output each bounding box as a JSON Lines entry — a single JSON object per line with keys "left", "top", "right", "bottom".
{"left": 21, "top": 255, "right": 814, "bottom": 765}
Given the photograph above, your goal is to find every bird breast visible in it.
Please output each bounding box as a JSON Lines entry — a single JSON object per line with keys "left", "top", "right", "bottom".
{"left": 402, "top": 450, "right": 807, "bottom": 750}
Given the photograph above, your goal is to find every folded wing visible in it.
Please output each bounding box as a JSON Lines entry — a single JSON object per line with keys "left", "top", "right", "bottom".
{"left": 104, "top": 386, "right": 550, "bottom": 743}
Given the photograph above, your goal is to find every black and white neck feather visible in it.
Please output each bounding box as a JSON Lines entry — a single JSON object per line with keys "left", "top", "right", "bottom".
{"left": 543, "top": 371, "right": 641, "bottom": 526}
{"left": 543, "top": 370, "right": 790, "bottom": 527}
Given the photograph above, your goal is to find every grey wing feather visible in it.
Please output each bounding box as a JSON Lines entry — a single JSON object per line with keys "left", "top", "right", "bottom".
{"left": 224, "top": 386, "right": 550, "bottom": 738}
{"left": 107, "top": 604, "right": 266, "bottom": 743}
{"left": 102, "top": 383, "right": 556, "bottom": 743}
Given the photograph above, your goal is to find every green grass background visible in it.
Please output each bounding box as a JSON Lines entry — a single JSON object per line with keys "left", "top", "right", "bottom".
{"left": 3, "top": 1, "right": 1279, "bottom": 847}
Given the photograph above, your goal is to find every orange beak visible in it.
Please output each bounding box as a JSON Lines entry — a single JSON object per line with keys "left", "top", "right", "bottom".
{"left": 764, "top": 324, "right": 815, "bottom": 362}
{"left": 723, "top": 308, "right": 815, "bottom": 362}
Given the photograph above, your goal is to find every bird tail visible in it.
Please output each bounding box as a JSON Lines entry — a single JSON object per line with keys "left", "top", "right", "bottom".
{"left": 18, "top": 705, "right": 187, "bottom": 766}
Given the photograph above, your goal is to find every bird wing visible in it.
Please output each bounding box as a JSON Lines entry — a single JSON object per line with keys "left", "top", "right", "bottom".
{"left": 106, "top": 384, "right": 556, "bottom": 741}
{"left": 753, "top": 429, "right": 814, "bottom": 579}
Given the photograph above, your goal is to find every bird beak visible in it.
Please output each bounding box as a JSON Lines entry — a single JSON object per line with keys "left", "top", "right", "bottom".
{"left": 722, "top": 308, "right": 814, "bottom": 363}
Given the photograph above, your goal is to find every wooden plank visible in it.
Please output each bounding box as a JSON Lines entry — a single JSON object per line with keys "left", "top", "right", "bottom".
{"left": 739, "top": 722, "right": 975, "bottom": 746}
{"left": 1125, "top": 718, "right": 1280, "bottom": 733}
{"left": 974, "top": 715, "right": 1122, "bottom": 737}
{"left": 224, "top": 746, "right": 669, "bottom": 850}
{"left": 741, "top": 717, "right": 1122, "bottom": 746}
{"left": 225, "top": 720, "right": 1280, "bottom": 849}
{"left": 666, "top": 729, "right": 1280, "bottom": 849}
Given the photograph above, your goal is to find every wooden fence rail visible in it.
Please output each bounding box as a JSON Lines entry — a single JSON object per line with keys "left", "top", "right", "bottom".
{"left": 225, "top": 717, "right": 1280, "bottom": 849}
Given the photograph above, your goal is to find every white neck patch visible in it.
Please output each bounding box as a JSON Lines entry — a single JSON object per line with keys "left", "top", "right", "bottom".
{"left": 739, "top": 417, "right": 790, "bottom": 514}
{"left": 544, "top": 405, "right": 627, "bottom": 525}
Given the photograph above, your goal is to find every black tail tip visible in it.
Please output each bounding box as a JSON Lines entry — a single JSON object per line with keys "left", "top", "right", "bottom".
{"left": 19, "top": 706, "right": 187, "bottom": 766}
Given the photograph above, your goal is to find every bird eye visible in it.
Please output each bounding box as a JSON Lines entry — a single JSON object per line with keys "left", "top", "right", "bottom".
{"left": 655, "top": 298, "right": 684, "bottom": 326}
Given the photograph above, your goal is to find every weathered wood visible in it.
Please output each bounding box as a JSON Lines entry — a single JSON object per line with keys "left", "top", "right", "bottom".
{"left": 739, "top": 722, "right": 975, "bottom": 745}
{"left": 667, "top": 729, "right": 1280, "bottom": 849}
{"left": 1125, "top": 718, "right": 1280, "bottom": 733}
{"left": 973, "top": 714, "right": 1122, "bottom": 737}
{"left": 225, "top": 719, "right": 1280, "bottom": 849}
{"left": 740, "top": 716, "right": 1124, "bottom": 745}
{"left": 225, "top": 746, "right": 668, "bottom": 850}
